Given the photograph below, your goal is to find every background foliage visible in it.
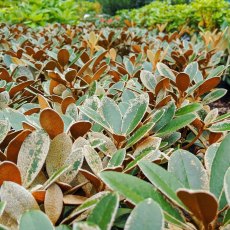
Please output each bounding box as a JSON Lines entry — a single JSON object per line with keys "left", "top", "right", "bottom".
{"left": 118, "top": 0, "right": 230, "bottom": 31}
{"left": 0, "top": 0, "right": 229, "bottom": 31}
{"left": 96, "top": 0, "right": 153, "bottom": 16}
{"left": 0, "top": 0, "right": 101, "bottom": 27}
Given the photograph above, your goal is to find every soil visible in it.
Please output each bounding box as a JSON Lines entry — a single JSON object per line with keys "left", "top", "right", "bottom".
{"left": 210, "top": 99, "right": 230, "bottom": 114}
{"left": 209, "top": 82, "right": 230, "bottom": 115}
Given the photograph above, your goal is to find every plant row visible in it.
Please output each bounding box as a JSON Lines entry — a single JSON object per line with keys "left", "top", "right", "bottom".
{"left": 0, "top": 23, "right": 229, "bottom": 229}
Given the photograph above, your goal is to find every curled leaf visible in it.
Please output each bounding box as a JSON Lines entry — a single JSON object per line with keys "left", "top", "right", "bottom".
{"left": 177, "top": 189, "right": 218, "bottom": 230}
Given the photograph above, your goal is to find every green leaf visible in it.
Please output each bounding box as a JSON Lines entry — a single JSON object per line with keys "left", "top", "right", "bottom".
{"left": 124, "top": 199, "right": 164, "bottom": 230}
{"left": 124, "top": 145, "right": 158, "bottom": 172}
{"left": 187, "top": 80, "right": 203, "bottom": 96}
{"left": 17, "top": 130, "right": 50, "bottom": 188}
{"left": 126, "top": 122, "right": 155, "bottom": 148}
{"left": 156, "top": 114, "right": 196, "bottom": 137}
{"left": 114, "top": 208, "right": 131, "bottom": 228}
{"left": 224, "top": 168, "right": 230, "bottom": 206}
{"left": 151, "top": 109, "right": 165, "bottom": 123}
{"left": 214, "top": 112, "right": 230, "bottom": 122}
{"left": 107, "top": 149, "right": 126, "bottom": 168}
{"left": 88, "top": 193, "right": 119, "bottom": 230}
{"left": 218, "top": 188, "right": 227, "bottom": 211}
{"left": 184, "top": 62, "right": 198, "bottom": 81}
{"left": 210, "top": 133, "right": 230, "bottom": 200}
{"left": 168, "top": 150, "right": 208, "bottom": 190}
{"left": 42, "top": 165, "right": 70, "bottom": 190}
{"left": 121, "top": 94, "right": 149, "bottom": 135}
{"left": 19, "top": 210, "right": 54, "bottom": 230}
{"left": 175, "top": 103, "right": 202, "bottom": 116}
{"left": 207, "top": 65, "right": 225, "bottom": 79}
{"left": 0, "top": 202, "right": 6, "bottom": 217}
{"left": 152, "top": 102, "right": 175, "bottom": 133}
{"left": 0, "top": 224, "right": 8, "bottom": 230}
{"left": 55, "top": 225, "right": 71, "bottom": 230}
{"left": 99, "top": 171, "right": 185, "bottom": 227}
{"left": 122, "top": 89, "right": 136, "bottom": 103}
{"left": 73, "top": 222, "right": 100, "bottom": 230}
{"left": 119, "top": 102, "right": 129, "bottom": 116}
{"left": 69, "top": 50, "right": 84, "bottom": 67}
{"left": 133, "top": 137, "right": 161, "bottom": 159}
{"left": 124, "top": 58, "right": 134, "bottom": 75}
{"left": 204, "top": 109, "right": 218, "bottom": 125}
{"left": 2, "top": 108, "right": 27, "bottom": 131}
{"left": 203, "top": 88, "right": 227, "bottom": 104}
{"left": 62, "top": 192, "right": 109, "bottom": 224}
{"left": 140, "top": 70, "right": 156, "bottom": 91}
{"left": 101, "top": 97, "right": 122, "bottom": 134}
{"left": 157, "top": 63, "right": 175, "bottom": 81}
{"left": 78, "top": 106, "right": 111, "bottom": 132}
{"left": 204, "top": 143, "right": 220, "bottom": 174}
{"left": 223, "top": 209, "right": 230, "bottom": 226}
{"left": 90, "top": 132, "right": 117, "bottom": 156}
{"left": 162, "top": 132, "right": 181, "bottom": 148}
{"left": 209, "top": 121, "right": 230, "bottom": 132}
{"left": 138, "top": 161, "right": 185, "bottom": 208}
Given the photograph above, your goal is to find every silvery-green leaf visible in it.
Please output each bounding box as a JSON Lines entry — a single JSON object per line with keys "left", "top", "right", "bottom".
{"left": 210, "top": 133, "right": 230, "bottom": 200}
{"left": 124, "top": 199, "right": 164, "bottom": 230}
{"left": 87, "top": 193, "right": 119, "bottom": 230}
{"left": 1, "top": 181, "right": 39, "bottom": 221}
{"left": 140, "top": 70, "right": 156, "bottom": 91}
{"left": 0, "top": 119, "right": 10, "bottom": 144}
{"left": 169, "top": 150, "right": 209, "bottom": 190}
{"left": 157, "top": 63, "right": 175, "bottom": 81}
{"left": 100, "top": 97, "right": 122, "bottom": 134}
{"left": 184, "top": 62, "right": 198, "bottom": 81}
{"left": 17, "top": 130, "right": 50, "bottom": 188}
{"left": 121, "top": 93, "right": 149, "bottom": 135}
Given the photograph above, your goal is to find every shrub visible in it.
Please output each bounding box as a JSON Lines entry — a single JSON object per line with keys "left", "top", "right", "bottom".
{"left": 0, "top": 23, "right": 229, "bottom": 229}
{"left": 192, "top": 0, "right": 230, "bottom": 30}
{"left": 97, "top": 0, "right": 153, "bottom": 16}
{"left": 118, "top": 0, "right": 230, "bottom": 31}
{"left": 119, "top": 2, "right": 196, "bottom": 31}
{"left": 0, "top": 0, "right": 101, "bottom": 27}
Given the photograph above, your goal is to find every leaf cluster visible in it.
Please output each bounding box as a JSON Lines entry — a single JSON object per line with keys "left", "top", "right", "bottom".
{"left": 0, "top": 23, "right": 229, "bottom": 230}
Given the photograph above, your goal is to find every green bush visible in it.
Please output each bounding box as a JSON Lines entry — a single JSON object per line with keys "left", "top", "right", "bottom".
{"left": 118, "top": 0, "right": 230, "bottom": 31}
{"left": 192, "top": 0, "right": 230, "bottom": 30}
{"left": 97, "top": 0, "right": 153, "bottom": 16}
{"left": 119, "top": 2, "right": 196, "bottom": 31}
{"left": 0, "top": 0, "right": 101, "bottom": 27}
